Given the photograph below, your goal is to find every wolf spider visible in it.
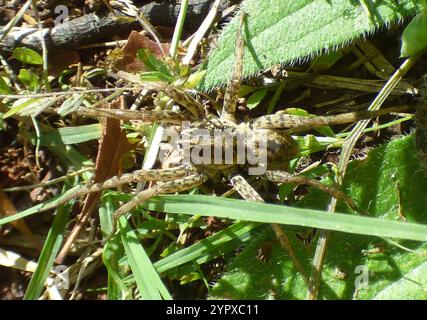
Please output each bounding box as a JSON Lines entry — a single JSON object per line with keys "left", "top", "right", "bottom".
{"left": 30, "top": 13, "right": 405, "bottom": 275}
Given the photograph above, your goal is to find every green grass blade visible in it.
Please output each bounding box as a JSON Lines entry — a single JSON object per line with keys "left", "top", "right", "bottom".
{"left": 23, "top": 183, "right": 75, "bottom": 300}
{"left": 154, "top": 221, "right": 260, "bottom": 273}
{"left": 37, "top": 124, "right": 102, "bottom": 146}
{"left": 118, "top": 217, "right": 172, "bottom": 300}
{"left": 99, "top": 199, "right": 129, "bottom": 300}
{"left": 0, "top": 185, "right": 80, "bottom": 226}
{"left": 144, "top": 195, "right": 427, "bottom": 242}
{"left": 0, "top": 186, "right": 80, "bottom": 226}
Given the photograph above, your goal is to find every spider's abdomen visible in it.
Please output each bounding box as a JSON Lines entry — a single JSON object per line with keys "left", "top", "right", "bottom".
{"left": 262, "top": 129, "right": 299, "bottom": 170}
{"left": 241, "top": 125, "right": 299, "bottom": 172}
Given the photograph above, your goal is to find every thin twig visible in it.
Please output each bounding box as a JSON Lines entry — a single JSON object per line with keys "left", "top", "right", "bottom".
{"left": 0, "top": 87, "right": 138, "bottom": 99}
{"left": 0, "top": 0, "right": 32, "bottom": 43}
{"left": 31, "top": 0, "right": 50, "bottom": 91}
{"left": 182, "top": 0, "right": 222, "bottom": 66}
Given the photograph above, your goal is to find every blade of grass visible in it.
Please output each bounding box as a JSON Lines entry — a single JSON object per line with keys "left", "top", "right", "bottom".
{"left": 143, "top": 195, "right": 427, "bottom": 242}
{"left": 23, "top": 180, "right": 75, "bottom": 300}
{"left": 0, "top": 185, "right": 80, "bottom": 226}
{"left": 36, "top": 124, "right": 102, "bottom": 146}
{"left": 154, "top": 221, "right": 260, "bottom": 273}
{"left": 99, "top": 199, "right": 129, "bottom": 300}
{"left": 118, "top": 217, "right": 172, "bottom": 300}
{"left": 169, "top": 0, "right": 189, "bottom": 59}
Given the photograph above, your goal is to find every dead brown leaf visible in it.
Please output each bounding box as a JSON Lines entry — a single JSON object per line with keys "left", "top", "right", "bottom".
{"left": 113, "top": 31, "right": 170, "bottom": 72}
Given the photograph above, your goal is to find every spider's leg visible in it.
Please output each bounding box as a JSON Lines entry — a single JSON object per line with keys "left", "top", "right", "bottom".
{"left": 150, "top": 83, "right": 206, "bottom": 120}
{"left": 220, "top": 12, "right": 246, "bottom": 123}
{"left": 109, "top": 172, "right": 207, "bottom": 238}
{"left": 250, "top": 105, "right": 411, "bottom": 131}
{"left": 76, "top": 107, "right": 188, "bottom": 125}
{"left": 32, "top": 165, "right": 193, "bottom": 216}
{"left": 229, "top": 173, "right": 310, "bottom": 288}
{"left": 116, "top": 71, "right": 206, "bottom": 120}
{"left": 265, "top": 170, "right": 367, "bottom": 215}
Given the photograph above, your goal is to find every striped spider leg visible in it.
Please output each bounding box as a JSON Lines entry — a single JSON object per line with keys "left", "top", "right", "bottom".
{"left": 250, "top": 105, "right": 411, "bottom": 132}
{"left": 213, "top": 11, "right": 311, "bottom": 278}
{"left": 76, "top": 79, "right": 207, "bottom": 123}
{"left": 220, "top": 12, "right": 246, "bottom": 123}
{"left": 33, "top": 165, "right": 195, "bottom": 216}
{"left": 250, "top": 105, "right": 412, "bottom": 215}
{"left": 229, "top": 173, "right": 310, "bottom": 288}
{"left": 110, "top": 172, "right": 208, "bottom": 238}
{"left": 76, "top": 107, "right": 189, "bottom": 125}
{"left": 264, "top": 171, "right": 367, "bottom": 215}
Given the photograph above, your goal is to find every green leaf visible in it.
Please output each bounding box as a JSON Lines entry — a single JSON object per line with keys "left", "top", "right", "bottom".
{"left": 30, "top": 124, "right": 102, "bottom": 146}
{"left": 373, "top": 261, "right": 427, "bottom": 299}
{"left": 154, "top": 222, "right": 259, "bottom": 273}
{"left": 2, "top": 97, "right": 56, "bottom": 119}
{"left": 400, "top": 2, "right": 427, "bottom": 57}
{"left": 183, "top": 70, "right": 206, "bottom": 89}
{"left": 294, "top": 135, "right": 341, "bottom": 156}
{"left": 99, "top": 199, "right": 130, "bottom": 300}
{"left": 140, "top": 71, "right": 174, "bottom": 83}
{"left": 201, "top": 0, "right": 419, "bottom": 89}
{"left": 311, "top": 51, "right": 343, "bottom": 72}
{"left": 18, "top": 69, "right": 40, "bottom": 91}
{"left": 57, "top": 94, "right": 84, "bottom": 116}
{"left": 0, "top": 76, "right": 13, "bottom": 94}
{"left": 137, "top": 49, "right": 173, "bottom": 79}
{"left": 246, "top": 88, "right": 267, "bottom": 109}
{"left": 12, "top": 47, "right": 43, "bottom": 65}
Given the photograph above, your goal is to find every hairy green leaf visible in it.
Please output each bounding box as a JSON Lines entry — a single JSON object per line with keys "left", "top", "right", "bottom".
{"left": 400, "top": 1, "right": 427, "bottom": 57}
{"left": 201, "top": 0, "right": 420, "bottom": 89}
